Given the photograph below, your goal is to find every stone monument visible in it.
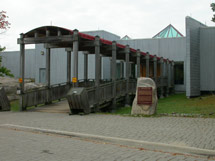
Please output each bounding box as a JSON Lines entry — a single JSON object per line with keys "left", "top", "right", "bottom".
{"left": 131, "top": 77, "right": 157, "bottom": 115}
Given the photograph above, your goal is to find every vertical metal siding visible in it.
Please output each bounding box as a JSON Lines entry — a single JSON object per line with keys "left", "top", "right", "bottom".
{"left": 1, "top": 49, "right": 36, "bottom": 79}
{"left": 200, "top": 27, "right": 215, "bottom": 91}
{"left": 185, "top": 17, "right": 206, "bottom": 97}
{"left": 117, "top": 38, "right": 186, "bottom": 62}
{"left": 117, "top": 37, "right": 186, "bottom": 92}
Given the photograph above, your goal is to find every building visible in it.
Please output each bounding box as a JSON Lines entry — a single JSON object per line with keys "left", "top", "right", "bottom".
{"left": 1, "top": 16, "right": 215, "bottom": 98}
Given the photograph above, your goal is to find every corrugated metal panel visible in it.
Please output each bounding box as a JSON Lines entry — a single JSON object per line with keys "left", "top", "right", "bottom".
{"left": 185, "top": 16, "right": 206, "bottom": 97}
{"left": 117, "top": 37, "right": 186, "bottom": 92}
{"left": 117, "top": 37, "right": 186, "bottom": 62}
{"left": 35, "top": 44, "right": 88, "bottom": 85}
{"left": 1, "top": 49, "right": 36, "bottom": 79}
{"left": 82, "top": 30, "right": 120, "bottom": 41}
{"left": 200, "top": 27, "right": 215, "bottom": 91}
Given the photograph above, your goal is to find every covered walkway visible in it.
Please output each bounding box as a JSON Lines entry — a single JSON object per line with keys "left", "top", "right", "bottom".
{"left": 17, "top": 26, "right": 174, "bottom": 112}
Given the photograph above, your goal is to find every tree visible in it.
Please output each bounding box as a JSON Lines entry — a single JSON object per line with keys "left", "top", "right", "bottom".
{"left": 0, "top": 10, "right": 13, "bottom": 77}
{"left": 211, "top": 3, "right": 215, "bottom": 22}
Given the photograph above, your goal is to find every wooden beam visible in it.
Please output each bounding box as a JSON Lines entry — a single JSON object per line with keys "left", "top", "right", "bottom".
{"left": 95, "top": 36, "right": 101, "bottom": 109}
{"left": 84, "top": 52, "right": 88, "bottom": 82}
{"left": 153, "top": 56, "right": 157, "bottom": 85}
{"left": 125, "top": 45, "right": 130, "bottom": 106}
{"left": 159, "top": 57, "right": 164, "bottom": 98}
{"left": 72, "top": 30, "right": 79, "bottom": 87}
{"left": 145, "top": 52, "right": 150, "bottom": 77}
{"left": 66, "top": 49, "right": 72, "bottom": 84}
{"left": 46, "top": 48, "right": 51, "bottom": 88}
{"left": 136, "top": 49, "right": 141, "bottom": 78}
{"left": 17, "top": 35, "right": 73, "bottom": 44}
{"left": 111, "top": 41, "right": 117, "bottom": 110}
{"left": 19, "top": 33, "right": 25, "bottom": 111}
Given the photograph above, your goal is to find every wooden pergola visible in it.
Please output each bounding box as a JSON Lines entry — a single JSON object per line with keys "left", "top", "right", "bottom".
{"left": 17, "top": 26, "right": 174, "bottom": 111}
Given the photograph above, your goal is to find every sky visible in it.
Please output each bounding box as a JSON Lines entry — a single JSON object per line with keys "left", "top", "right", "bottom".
{"left": 0, "top": 0, "right": 214, "bottom": 51}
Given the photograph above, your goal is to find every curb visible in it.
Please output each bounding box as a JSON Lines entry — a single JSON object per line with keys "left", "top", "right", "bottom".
{"left": 1, "top": 124, "right": 215, "bottom": 157}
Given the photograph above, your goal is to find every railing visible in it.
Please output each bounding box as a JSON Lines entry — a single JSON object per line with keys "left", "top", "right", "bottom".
{"left": 20, "top": 77, "right": 170, "bottom": 110}
{"left": 116, "top": 79, "right": 127, "bottom": 97}
{"left": 99, "top": 82, "right": 113, "bottom": 104}
{"left": 21, "top": 83, "right": 71, "bottom": 108}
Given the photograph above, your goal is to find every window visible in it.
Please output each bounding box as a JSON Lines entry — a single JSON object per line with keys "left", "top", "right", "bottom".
{"left": 174, "top": 62, "right": 184, "bottom": 85}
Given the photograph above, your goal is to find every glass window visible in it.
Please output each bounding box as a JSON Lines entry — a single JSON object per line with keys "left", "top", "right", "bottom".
{"left": 174, "top": 62, "right": 184, "bottom": 85}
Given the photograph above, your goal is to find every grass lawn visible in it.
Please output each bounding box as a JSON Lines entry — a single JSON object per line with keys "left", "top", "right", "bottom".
{"left": 10, "top": 94, "right": 215, "bottom": 118}
{"left": 10, "top": 99, "right": 64, "bottom": 111}
{"left": 114, "top": 94, "right": 215, "bottom": 118}
{"left": 10, "top": 100, "right": 20, "bottom": 111}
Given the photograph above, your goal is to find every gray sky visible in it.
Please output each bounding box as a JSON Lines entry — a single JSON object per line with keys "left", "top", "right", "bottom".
{"left": 0, "top": 0, "right": 214, "bottom": 51}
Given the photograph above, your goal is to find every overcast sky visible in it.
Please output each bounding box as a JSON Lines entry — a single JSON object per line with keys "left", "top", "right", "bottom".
{"left": 0, "top": 0, "right": 214, "bottom": 51}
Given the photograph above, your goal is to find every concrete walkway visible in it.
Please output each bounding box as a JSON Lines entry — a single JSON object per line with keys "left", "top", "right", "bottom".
{"left": 0, "top": 102, "right": 215, "bottom": 160}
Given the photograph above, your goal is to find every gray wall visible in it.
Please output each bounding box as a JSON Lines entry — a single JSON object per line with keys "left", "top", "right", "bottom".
{"left": 117, "top": 37, "right": 186, "bottom": 92}
{"left": 185, "top": 16, "right": 206, "bottom": 97}
{"left": 35, "top": 44, "right": 94, "bottom": 85}
{"left": 82, "top": 30, "right": 120, "bottom": 40}
{"left": 1, "top": 49, "right": 36, "bottom": 79}
{"left": 200, "top": 27, "right": 215, "bottom": 91}
{"left": 117, "top": 37, "right": 186, "bottom": 62}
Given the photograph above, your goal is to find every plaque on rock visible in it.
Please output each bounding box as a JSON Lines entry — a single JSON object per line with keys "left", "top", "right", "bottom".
{"left": 137, "top": 87, "right": 152, "bottom": 105}
{"left": 131, "top": 77, "right": 158, "bottom": 115}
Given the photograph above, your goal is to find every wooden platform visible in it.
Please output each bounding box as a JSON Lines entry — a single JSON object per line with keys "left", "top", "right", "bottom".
{"left": 29, "top": 100, "right": 70, "bottom": 114}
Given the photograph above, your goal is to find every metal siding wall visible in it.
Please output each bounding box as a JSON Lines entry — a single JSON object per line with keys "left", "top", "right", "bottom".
{"left": 200, "top": 27, "right": 215, "bottom": 91}
{"left": 117, "top": 38, "right": 186, "bottom": 92}
{"left": 82, "top": 30, "right": 120, "bottom": 41}
{"left": 1, "top": 49, "right": 36, "bottom": 79}
{"left": 87, "top": 54, "right": 95, "bottom": 79}
{"left": 185, "top": 17, "right": 206, "bottom": 97}
{"left": 117, "top": 38, "right": 186, "bottom": 61}
{"left": 35, "top": 44, "right": 85, "bottom": 85}
{"left": 102, "top": 57, "right": 111, "bottom": 79}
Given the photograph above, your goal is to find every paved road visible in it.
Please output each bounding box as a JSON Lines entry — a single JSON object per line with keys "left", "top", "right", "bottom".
{"left": 0, "top": 107, "right": 215, "bottom": 160}
{"left": 0, "top": 127, "right": 210, "bottom": 161}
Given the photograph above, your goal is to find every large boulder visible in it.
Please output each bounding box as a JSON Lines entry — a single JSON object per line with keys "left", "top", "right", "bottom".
{"left": 0, "top": 77, "right": 45, "bottom": 101}
{"left": 131, "top": 77, "right": 158, "bottom": 115}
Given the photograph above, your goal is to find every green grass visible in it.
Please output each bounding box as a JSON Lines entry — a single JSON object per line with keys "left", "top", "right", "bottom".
{"left": 10, "top": 99, "right": 64, "bottom": 112}
{"left": 10, "top": 100, "right": 20, "bottom": 111}
{"left": 10, "top": 100, "right": 42, "bottom": 111}
{"left": 114, "top": 94, "right": 215, "bottom": 118}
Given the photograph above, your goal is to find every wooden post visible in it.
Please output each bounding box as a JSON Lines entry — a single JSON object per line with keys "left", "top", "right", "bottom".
{"left": 111, "top": 41, "right": 117, "bottom": 110}
{"left": 160, "top": 57, "right": 164, "bottom": 98}
{"left": 136, "top": 49, "right": 141, "bottom": 78}
{"left": 145, "top": 52, "right": 150, "bottom": 77}
{"left": 20, "top": 34, "right": 25, "bottom": 94}
{"left": 45, "top": 47, "right": 51, "bottom": 104}
{"left": 120, "top": 61, "right": 124, "bottom": 79}
{"left": 171, "top": 61, "right": 175, "bottom": 94}
{"left": 46, "top": 29, "right": 51, "bottom": 88}
{"left": 46, "top": 48, "right": 51, "bottom": 88}
{"left": 19, "top": 33, "right": 25, "bottom": 111}
{"left": 153, "top": 56, "right": 157, "bottom": 85}
{"left": 125, "top": 45, "right": 130, "bottom": 106}
{"left": 73, "top": 29, "right": 79, "bottom": 87}
{"left": 166, "top": 60, "right": 170, "bottom": 96}
{"left": 84, "top": 51, "right": 88, "bottom": 84}
{"left": 66, "top": 48, "right": 72, "bottom": 84}
{"left": 95, "top": 36, "right": 101, "bottom": 109}
{"left": 100, "top": 55, "right": 102, "bottom": 80}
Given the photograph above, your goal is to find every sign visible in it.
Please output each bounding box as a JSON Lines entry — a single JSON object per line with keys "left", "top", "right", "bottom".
{"left": 72, "top": 77, "right": 77, "bottom": 83}
{"left": 19, "top": 78, "right": 23, "bottom": 83}
{"left": 137, "top": 87, "right": 152, "bottom": 105}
